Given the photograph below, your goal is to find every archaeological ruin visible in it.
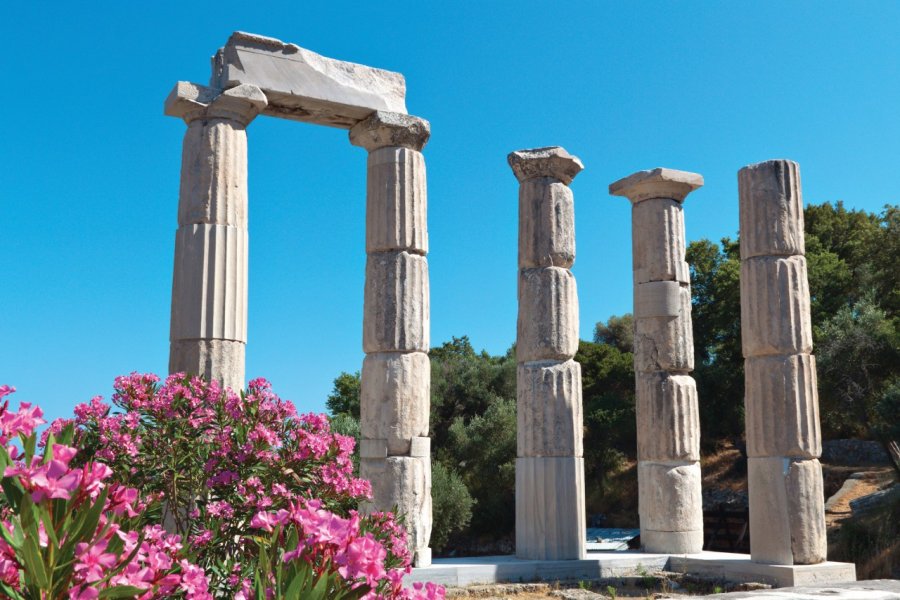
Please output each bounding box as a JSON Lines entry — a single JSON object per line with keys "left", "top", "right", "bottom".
{"left": 165, "top": 31, "right": 854, "bottom": 585}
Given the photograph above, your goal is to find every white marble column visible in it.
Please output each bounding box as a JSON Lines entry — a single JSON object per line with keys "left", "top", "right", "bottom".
{"left": 350, "top": 111, "right": 433, "bottom": 567}
{"left": 164, "top": 82, "right": 267, "bottom": 392}
{"left": 739, "top": 159, "right": 826, "bottom": 565}
{"left": 609, "top": 168, "right": 704, "bottom": 554}
{"left": 509, "top": 146, "right": 586, "bottom": 560}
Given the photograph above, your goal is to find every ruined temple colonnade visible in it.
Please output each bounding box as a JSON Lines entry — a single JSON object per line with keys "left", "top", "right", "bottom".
{"left": 165, "top": 31, "right": 837, "bottom": 577}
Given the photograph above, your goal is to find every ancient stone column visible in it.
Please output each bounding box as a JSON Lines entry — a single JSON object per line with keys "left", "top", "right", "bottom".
{"left": 164, "top": 82, "right": 267, "bottom": 391}
{"left": 509, "top": 146, "right": 586, "bottom": 561}
{"left": 609, "top": 168, "right": 704, "bottom": 554}
{"left": 350, "top": 112, "right": 432, "bottom": 568}
{"left": 739, "top": 160, "right": 826, "bottom": 565}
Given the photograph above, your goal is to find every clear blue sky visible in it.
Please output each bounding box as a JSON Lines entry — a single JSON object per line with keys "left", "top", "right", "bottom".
{"left": 3, "top": 2, "right": 899, "bottom": 423}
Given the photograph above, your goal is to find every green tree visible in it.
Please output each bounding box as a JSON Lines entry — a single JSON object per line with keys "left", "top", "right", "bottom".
{"left": 326, "top": 371, "right": 361, "bottom": 418}
{"left": 430, "top": 461, "right": 475, "bottom": 552}
{"left": 593, "top": 314, "right": 634, "bottom": 353}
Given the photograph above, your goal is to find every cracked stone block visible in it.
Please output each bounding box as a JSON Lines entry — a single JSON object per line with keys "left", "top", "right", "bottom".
{"left": 631, "top": 198, "right": 689, "bottom": 284}
{"left": 739, "top": 159, "right": 805, "bottom": 260}
{"left": 366, "top": 147, "right": 427, "bottom": 254}
{"left": 741, "top": 256, "right": 812, "bottom": 357}
{"left": 360, "top": 352, "right": 430, "bottom": 455}
{"left": 517, "top": 360, "right": 583, "bottom": 458}
{"left": 748, "top": 457, "right": 827, "bottom": 565}
{"left": 636, "top": 372, "right": 700, "bottom": 462}
{"left": 518, "top": 178, "right": 575, "bottom": 269}
{"left": 363, "top": 252, "right": 429, "bottom": 353}
{"left": 638, "top": 461, "right": 703, "bottom": 537}
{"left": 517, "top": 267, "right": 579, "bottom": 362}
{"left": 633, "top": 284, "right": 694, "bottom": 373}
{"left": 745, "top": 354, "right": 821, "bottom": 459}
{"left": 516, "top": 456, "right": 586, "bottom": 560}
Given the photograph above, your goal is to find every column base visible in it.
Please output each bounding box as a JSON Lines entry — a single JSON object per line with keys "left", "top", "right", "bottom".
{"left": 641, "top": 529, "right": 703, "bottom": 554}
{"left": 515, "top": 456, "right": 586, "bottom": 560}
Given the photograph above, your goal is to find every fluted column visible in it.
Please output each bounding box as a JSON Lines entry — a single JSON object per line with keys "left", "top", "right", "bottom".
{"left": 609, "top": 168, "right": 704, "bottom": 554}
{"left": 350, "top": 112, "right": 432, "bottom": 567}
{"left": 509, "top": 147, "right": 586, "bottom": 561}
{"left": 164, "top": 82, "right": 267, "bottom": 391}
{"left": 739, "top": 160, "right": 826, "bottom": 566}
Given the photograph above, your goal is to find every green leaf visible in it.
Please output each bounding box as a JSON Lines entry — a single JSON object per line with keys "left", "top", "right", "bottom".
{"left": 98, "top": 585, "right": 148, "bottom": 598}
{"left": 20, "top": 533, "right": 49, "bottom": 588}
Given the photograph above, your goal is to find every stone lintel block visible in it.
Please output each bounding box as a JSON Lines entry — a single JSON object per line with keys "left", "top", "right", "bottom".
{"left": 165, "top": 81, "right": 267, "bottom": 125}
{"left": 518, "top": 179, "right": 575, "bottom": 269}
{"left": 633, "top": 284, "right": 694, "bottom": 373}
{"left": 169, "top": 339, "right": 245, "bottom": 392}
{"left": 748, "top": 457, "right": 827, "bottom": 565}
{"left": 746, "top": 354, "right": 821, "bottom": 459}
{"left": 636, "top": 372, "right": 700, "bottom": 462}
{"left": 178, "top": 118, "right": 249, "bottom": 227}
{"left": 359, "top": 438, "right": 388, "bottom": 459}
{"left": 515, "top": 457, "right": 586, "bottom": 560}
{"left": 641, "top": 529, "right": 704, "bottom": 555}
{"left": 350, "top": 111, "right": 430, "bottom": 152}
{"left": 517, "top": 267, "right": 579, "bottom": 363}
{"left": 508, "top": 147, "right": 584, "bottom": 186}
{"left": 739, "top": 159, "right": 805, "bottom": 260}
{"left": 741, "top": 256, "right": 812, "bottom": 357}
{"left": 638, "top": 461, "right": 703, "bottom": 534}
{"left": 366, "top": 147, "right": 428, "bottom": 254}
{"left": 631, "top": 198, "right": 690, "bottom": 284}
{"left": 212, "top": 31, "right": 408, "bottom": 129}
{"left": 363, "top": 252, "right": 430, "bottom": 353}
{"left": 360, "top": 352, "right": 430, "bottom": 455}
{"left": 610, "top": 168, "right": 703, "bottom": 204}
{"left": 634, "top": 281, "right": 683, "bottom": 318}
{"left": 360, "top": 456, "right": 432, "bottom": 553}
{"left": 517, "top": 360, "right": 583, "bottom": 458}
{"left": 170, "top": 224, "right": 247, "bottom": 342}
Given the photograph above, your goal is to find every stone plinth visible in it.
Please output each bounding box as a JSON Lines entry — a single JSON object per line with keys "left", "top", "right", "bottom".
{"left": 353, "top": 112, "right": 433, "bottom": 567}
{"left": 165, "top": 82, "right": 267, "bottom": 391}
{"left": 609, "top": 167, "right": 704, "bottom": 554}
{"left": 739, "top": 159, "right": 826, "bottom": 566}
{"left": 510, "top": 146, "right": 586, "bottom": 561}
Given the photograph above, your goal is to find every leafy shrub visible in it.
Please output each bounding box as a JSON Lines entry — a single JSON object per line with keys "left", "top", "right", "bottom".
{"left": 429, "top": 463, "right": 473, "bottom": 552}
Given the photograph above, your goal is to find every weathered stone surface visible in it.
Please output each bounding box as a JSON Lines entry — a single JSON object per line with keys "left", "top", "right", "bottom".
{"left": 170, "top": 224, "right": 247, "bottom": 342}
{"left": 169, "top": 339, "right": 245, "bottom": 391}
{"left": 517, "top": 267, "right": 579, "bottom": 362}
{"left": 633, "top": 284, "right": 694, "bottom": 373}
{"left": 361, "top": 456, "right": 432, "bottom": 559}
{"left": 366, "top": 147, "right": 427, "bottom": 254}
{"left": 515, "top": 456, "right": 586, "bottom": 560}
{"left": 517, "top": 360, "right": 583, "bottom": 458}
{"left": 609, "top": 168, "right": 703, "bottom": 204}
{"left": 748, "top": 457, "right": 827, "bottom": 565}
{"left": 363, "top": 252, "right": 429, "bottom": 353}
{"left": 360, "top": 352, "right": 430, "bottom": 455}
{"left": 518, "top": 179, "right": 575, "bottom": 269}
{"left": 350, "top": 111, "right": 430, "bottom": 152}
{"left": 631, "top": 199, "right": 690, "bottom": 284}
{"left": 641, "top": 529, "right": 704, "bottom": 555}
{"left": 359, "top": 438, "right": 388, "bottom": 459}
{"left": 741, "top": 256, "right": 812, "bottom": 357}
{"left": 409, "top": 436, "right": 430, "bottom": 458}
{"left": 508, "top": 147, "right": 584, "bottom": 186}
{"left": 745, "top": 354, "right": 821, "bottom": 459}
{"left": 636, "top": 373, "right": 700, "bottom": 462}
{"left": 177, "top": 117, "right": 250, "bottom": 227}
{"left": 212, "top": 31, "right": 407, "bottom": 128}
{"left": 634, "top": 280, "right": 683, "bottom": 318}
{"left": 638, "top": 461, "right": 704, "bottom": 535}
{"left": 165, "top": 81, "right": 268, "bottom": 125}
{"left": 739, "top": 160, "right": 805, "bottom": 260}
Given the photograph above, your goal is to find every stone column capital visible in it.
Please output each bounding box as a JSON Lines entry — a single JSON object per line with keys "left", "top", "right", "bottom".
{"left": 508, "top": 147, "right": 584, "bottom": 186}
{"left": 609, "top": 168, "right": 703, "bottom": 204}
{"left": 349, "top": 111, "right": 430, "bottom": 152}
{"left": 164, "top": 81, "right": 268, "bottom": 126}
